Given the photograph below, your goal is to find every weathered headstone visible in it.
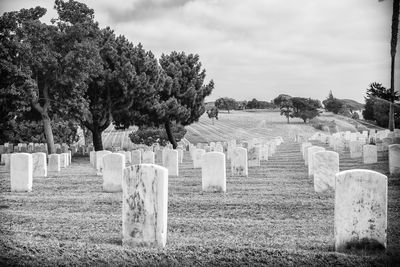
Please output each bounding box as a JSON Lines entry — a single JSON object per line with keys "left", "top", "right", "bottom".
{"left": 313, "top": 151, "right": 339, "bottom": 193}
{"left": 389, "top": 144, "right": 400, "bottom": 175}
{"left": 231, "top": 147, "right": 248, "bottom": 177}
{"left": 349, "top": 141, "right": 363, "bottom": 158}
{"left": 48, "top": 154, "right": 61, "bottom": 172}
{"left": 193, "top": 149, "right": 205, "bottom": 168}
{"left": 335, "top": 169, "right": 387, "bottom": 252}
{"left": 142, "top": 151, "right": 155, "bottom": 164}
{"left": 308, "top": 146, "right": 325, "bottom": 177}
{"left": 202, "top": 152, "right": 226, "bottom": 192}
{"left": 32, "top": 152, "right": 47, "bottom": 177}
{"left": 363, "top": 145, "right": 378, "bottom": 164}
{"left": 123, "top": 164, "right": 168, "bottom": 247}
{"left": 10, "top": 153, "right": 32, "bottom": 192}
{"left": 103, "top": 153, "right": 125, "bottom": 192}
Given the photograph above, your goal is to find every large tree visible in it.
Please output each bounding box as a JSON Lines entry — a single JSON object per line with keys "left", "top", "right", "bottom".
{"left": 322, "top": 90, "right": 343, "bottom": 114}
{"left": 291, "top": 97, "right": 322, "bottom": 123}
{"left": 0, "top": 1, "right": 101, "bottom": 153}
{"left": 215, "top": 97, "right": 238, "bottom": 113}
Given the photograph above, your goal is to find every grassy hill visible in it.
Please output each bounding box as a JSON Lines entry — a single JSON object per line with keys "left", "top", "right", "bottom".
{"left": 340, "top": 99, "right": 364, "bottom": 111}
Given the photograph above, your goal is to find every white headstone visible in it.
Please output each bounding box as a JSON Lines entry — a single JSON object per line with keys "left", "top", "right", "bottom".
{"left": 202, "top": 152, "right": 226, "bottom": 192}
{"left": 48, "top": 154, "right": 60, "bottom": 172}
{"left": 335, "top": 169, "right": 387, "bottom": 252}
{"left": 164, "top": 149, "right": 179, "bottom": 176}
{"left": 10, "top": 153, "right": 32, "bottom": 192}
{"left": 142, "top": 151, "right": 155, "bottom": 164}
{"left": 389, "top": 144, "right": 400, "bottom": 175}
{"left": 231, "top": 147, "right": 248, "bottom": 176}
{"left": 176, "top": 149, "right": 183, "bottom": 163}
{"left": 301, "top": 142, "right": 312, "bottom": 159}
{"left": 308, "top": 146, "right": 326, "bottom": 178}
{"left": 103, "top": 153, "right": 125, "bottom": 192}
{"left": 131, "top": 150, "right": 142, "bottom": 165}
{"left": 248, "top": 146, "right": 261, "bottom": 167}
{"left": 32, "top": 152, "right": 47, "bottom": 177}
{"left": 313, "top": 151, "right": 339, "bottom": 193}
{"left": 349, "top": 141, "right": 363, "bottom": 158}
{"left": 363, "top": 145, "right": 378, "bottom": 164}
{"left": 96, "top": 150, "right": 112, "bottom": 175}
{"left": 89, "top": 151, "right": 95, "bottom": 167}
{"left": 193, "top": 149, "right": 205, "bottom": 168}
{"left": 123, "top": 164, "right": 168, "bottom": 247}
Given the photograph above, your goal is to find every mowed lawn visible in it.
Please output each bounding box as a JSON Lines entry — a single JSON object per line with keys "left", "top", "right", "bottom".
{"left": 1, "top": 111, "right": 400, "bottom": 266}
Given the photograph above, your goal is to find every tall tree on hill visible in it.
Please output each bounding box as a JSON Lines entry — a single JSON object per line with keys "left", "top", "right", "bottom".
{"left": 0, "top": 1, "right": 101, "bottom": 153}
{"left": 115, "top": 52, "right": 214, "bottom": 149}
{"left": 291, "top": 97, "right": 322, "bottom": 123}
{"left": 322, "top": 90, "right": 343, "bottom": 114}
{"left": 379, "top": 0, "right": 399, "bottom": 130}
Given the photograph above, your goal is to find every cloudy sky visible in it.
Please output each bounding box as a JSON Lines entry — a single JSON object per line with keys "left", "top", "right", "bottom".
{"left": 1, "top": 0, "right": 398, "bottom": 103}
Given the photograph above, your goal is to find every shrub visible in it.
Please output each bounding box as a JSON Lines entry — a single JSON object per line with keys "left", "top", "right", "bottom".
{"left": 129, "top": 124, "right": 187, "bottom": 147}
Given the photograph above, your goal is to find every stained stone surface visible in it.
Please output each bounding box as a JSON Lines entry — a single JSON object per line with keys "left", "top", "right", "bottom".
{"left": 231, "top": 147, "right": 248, "bottom": 176}
{"left": 10, "top": 153, "right": 33, "bottom": 192}
{"left": 2, "top": 153, "right": 10, "bottom": 171}
{"left": 142, "top": 151, "right": 155, "bottom": 164}
{"left": 349, "top": 141, "right": 364, "bottom": 158}
{"left": 248, "top": 146, "right": 261, "bottom": 167}
{"left": 48, "top": 154, "right": 61, "bottom": 172}
{"left": 122, "top": 164, "right": 168, "bottom": 247}
{"left": 102, "top": 153, "right": 125, "bottom": 192}
{"left": 164, "top": 149, "right": 179, "bottom": 176}
{"left": 363, "top": 145, "right": 378, "bottom": 164}
{"left": 389, "top": 144, "right": 400, "bottom": 175}
{"left": 193, "top": 149, "right": 205, "bottom": 168}
{"left": 96, "top": 150, "right": 112, "bottom": 175}
{"left": 335, "top": 169, "right": 387, "bottom": 252}
{"left": 313, "top": 151, "right": 339, "bottom": 193}
{"left": 32, "top": 152, "right": 47, "bottom": 177}
{"left": 131, "top": 150, "right": 142, "bottom": 165}
{"left": 202, "top": 152, "right": 226, "bottom": 192}
{"left": 307, "top": 146, "right": 325, "bottom": 177}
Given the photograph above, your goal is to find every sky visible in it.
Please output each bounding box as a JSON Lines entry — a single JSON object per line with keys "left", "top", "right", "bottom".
{"left": 1, "top": 0, "right": 399, "bottom": 103}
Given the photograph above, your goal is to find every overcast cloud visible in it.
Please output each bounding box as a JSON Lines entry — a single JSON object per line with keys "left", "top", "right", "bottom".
{"left": 1, "top": 0, "right": 398, "bottom": 103}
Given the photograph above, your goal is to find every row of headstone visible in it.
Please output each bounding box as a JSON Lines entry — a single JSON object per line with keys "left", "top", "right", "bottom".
{"left": 8, "top": 152, "right": 71, "bottom": 192}
{"left": 301, "top": 131, "right": 391, "bottom": 252}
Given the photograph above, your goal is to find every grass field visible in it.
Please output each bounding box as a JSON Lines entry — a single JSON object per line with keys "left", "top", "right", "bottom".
{"left": 1, "top": 111, "right": 399, "bottom": 266}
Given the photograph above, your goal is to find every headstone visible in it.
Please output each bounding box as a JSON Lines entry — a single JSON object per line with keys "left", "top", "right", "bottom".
{"left": 10, "top": 153, "right": 32, "bottom": 192}
{"left": 202, "top": 152, "right": 226, "bottom": 192}
{"left": 176, "top": 149, "right": 183, "bottom": 163}
{"left": 313, "top": 151, "right": 339, "bottom": 193}
{"left": 231, "top": 147, "right": 248, "bottom": 177}
{"left": 131, "top": 150, "right": 142, "bottom": 165}
{"left": 89, "top": 151, "right": 95, "bottom": 167}
{"left": 123, "top": 164, "right": 168, "bottom": 247}
{"left": 32, "top": 152, "right": 47, "bottom": 177}
{"left": 301, "top": 142, "right": 312, "bottom": 159}
{"left": 349, "top": 141, "right": 363, "bottom": 158}
{"left": 260, "top": 143, "right": 269, "bottom": 161}
{"left": 363, "top": 145, "right": 378, "bottom": 164}
{"left": 102, "top": 153, "right": 125, "bottom": 192}
{"left": 214, "top": 143, "right": 224, "bottom": 153}
{"left": 2, "top": 153, "right": 10, "bottom": 171}
{"left": 96, "top": 150, "right": 112, "bottom": 175}
{"left": 48, "top": 154, "right": 61, "bottom": 172}
{"left": 164, "top": 149, "right": 179, "bottom": 176}
{"left": 248, "top": 146, "right": 261, "bottom": 167}
{"left": 142, "top": 151, "right": 155, "bottom": 164}
{"left": 382, "top": 138, "right": 393, "bottom": 151}
{"left": 60, "top": 153, "right": 67, "bottom": 168}
{"left": 335, "top": 169, "right": 387, "bottom": 252}
{"left": 193, "top": 149, "right": 205, "bottom": 168}
{"left": 308, "top": 146, "right": 325, "bottom": 178}
{"left": 389, "top": 144, "right": 400, "bottom": 175}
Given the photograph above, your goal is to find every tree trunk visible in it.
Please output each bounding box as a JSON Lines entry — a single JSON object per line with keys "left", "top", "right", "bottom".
{"left": 42, "top": 112, "right": 55, "bottom": 154}
{"left": 92, "top": 128, "right": 103, "bottom": 151}
{"left": 165, "top": 120, "right": 177, "bottom": 149}
{"left": 389, "top": 0, "right": 399, "bottom": 131}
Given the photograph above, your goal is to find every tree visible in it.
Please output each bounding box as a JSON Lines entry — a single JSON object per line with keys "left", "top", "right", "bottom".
{"left": 322, "top": 91, "right": 343, "bottom": 114}
{"left": 129, "top": 124, "right": 186, "bottom": 147}
{"left": 362, "top": 82, "right": 400, "bottom": 127}
{"left": 273, "top": 94, "right": 293, "bottom": 123}
{"left": 215, "top": 97, "right": 238, "bottom": 113}
{"left": 379, "top": 0, "right": 399, "bottom": 130}
{"left": 206, "top": 106, "right": 219, "bottom": 124}
{"left": 291, "top": 97, "right": 322, "bottom": 123}
{"left": 0, "top": 1, "right": 101, "bottom": 153}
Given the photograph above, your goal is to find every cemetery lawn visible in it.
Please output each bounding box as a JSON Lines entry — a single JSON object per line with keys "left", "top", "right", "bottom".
{"left": 1, "top": 111, "right": 400, "bottom": 266}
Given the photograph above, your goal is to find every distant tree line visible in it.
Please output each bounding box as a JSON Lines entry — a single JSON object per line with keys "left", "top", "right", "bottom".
{"left": 0, "top": 0, "right": 213, "bottom": 150}
{"left": 214, "top": 97, "right": 276, "bottom": 112}
{"left": 273, "top": 95, "right": 322, "bottom": 124}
